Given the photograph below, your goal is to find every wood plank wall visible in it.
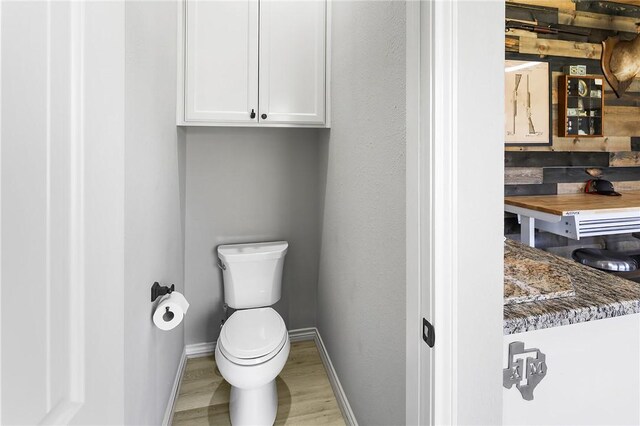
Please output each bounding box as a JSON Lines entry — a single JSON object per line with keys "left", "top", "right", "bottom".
{"left": 504, "top": 0, "right": 640, "bottom": 241}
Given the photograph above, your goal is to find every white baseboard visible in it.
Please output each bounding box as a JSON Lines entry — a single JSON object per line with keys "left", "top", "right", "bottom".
{"left": 185, "top": 341, "right": 216, "bottom": 357}
{"left": 311, "top": 328, "right": 359, "bottom": 426}
{"left": 161, "top": 346, "right": 187, "bottom": 426}
{"left": 164, "top": 328, "right": 357, "bottom": 426}
{"left": 181, "top": 328, "right": 316, "bottom": 358}
{"left": 288, "top": 327, "right": 317, "bottom": 342}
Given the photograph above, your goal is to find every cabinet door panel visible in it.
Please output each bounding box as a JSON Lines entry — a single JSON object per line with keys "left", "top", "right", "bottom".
{"left": 503, "top": 315, "right": 640, "bottom": 425}
{"left": 185, "top": 0, "right": 258, "bottom": 123}
{"left": 259, "top": 0, "right": 326, "bottom": 125}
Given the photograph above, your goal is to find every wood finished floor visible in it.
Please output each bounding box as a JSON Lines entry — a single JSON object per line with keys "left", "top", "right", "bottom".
{"left": 172, "top": 340, "right": 346, "bottom": 425}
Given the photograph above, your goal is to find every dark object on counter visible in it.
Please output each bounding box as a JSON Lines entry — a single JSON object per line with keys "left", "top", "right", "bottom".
{"left": 585, "top": 179, "right": 621, "bottom": 196}
{"left": 572, "top": 248, "right": 638, "bottom": 272}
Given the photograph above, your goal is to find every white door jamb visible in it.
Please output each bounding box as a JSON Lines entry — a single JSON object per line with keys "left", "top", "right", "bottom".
{"left": 406, "top": 1, "right": 505, "bottom": 425}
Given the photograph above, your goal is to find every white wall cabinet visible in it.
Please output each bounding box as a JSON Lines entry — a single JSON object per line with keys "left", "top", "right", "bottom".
{"left": 183, "top": 0, "right": 259, "bottom": 124}
{"left": 503, "top": 315, "right": 640, "bottom": 425}
{"left": 178, "top": 0, "right": 329, "bottom": 127}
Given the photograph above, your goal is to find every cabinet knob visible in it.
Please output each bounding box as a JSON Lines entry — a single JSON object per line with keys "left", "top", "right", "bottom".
{"left": 261, "top": 114, "right": 267, "bottom": 120}
{"left": 250, "top": 109, "right": 256, "bottom": 119}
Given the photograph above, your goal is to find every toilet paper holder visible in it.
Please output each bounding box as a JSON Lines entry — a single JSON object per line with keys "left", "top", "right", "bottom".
{"left": 151, "top": 282, "right": 175, "bottom": 302}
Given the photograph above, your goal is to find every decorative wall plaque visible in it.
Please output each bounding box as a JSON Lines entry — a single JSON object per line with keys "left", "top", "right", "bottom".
{"left": 505, "top": 60, "right": 551, "bottom": 146}
{"left": 503, "top": 341, "right": 547, "bottom": 401}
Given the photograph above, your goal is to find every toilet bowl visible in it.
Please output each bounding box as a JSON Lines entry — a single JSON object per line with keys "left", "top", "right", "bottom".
{"left": 214, "top": 241, "right": 290, "bottom": 425}
{"left": 215, "top": 307, "right": 290, "bottom": 425}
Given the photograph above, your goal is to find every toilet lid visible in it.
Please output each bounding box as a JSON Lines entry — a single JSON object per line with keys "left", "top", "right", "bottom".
{"left": 220, "top": 307, "right": 287, "bottom": 359}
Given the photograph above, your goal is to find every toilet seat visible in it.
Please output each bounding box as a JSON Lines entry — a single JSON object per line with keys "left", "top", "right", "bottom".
{"left": 219, "top": 307, "right": 287, "bottom": 366}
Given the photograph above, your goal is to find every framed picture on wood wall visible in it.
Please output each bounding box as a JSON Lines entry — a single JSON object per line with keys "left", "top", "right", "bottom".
{"left": 505, "top": 59, "right": 551, "bottom": 146}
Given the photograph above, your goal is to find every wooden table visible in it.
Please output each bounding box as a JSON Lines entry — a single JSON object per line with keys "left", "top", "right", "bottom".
{"left": 505, "top": 191, "right": 640, "bottom": 247}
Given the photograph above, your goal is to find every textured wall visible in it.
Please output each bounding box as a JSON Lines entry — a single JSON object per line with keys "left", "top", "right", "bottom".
{"left": 316, "top": 2, "right": 406, "bottom": 424}
{"left": 124, "top": 2, "right": 186, "bottom": 424}
{"left": 184, "top": 127, "right": 320, "bottom": 345}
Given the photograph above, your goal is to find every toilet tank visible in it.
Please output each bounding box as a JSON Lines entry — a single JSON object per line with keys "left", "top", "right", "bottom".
{"left": 217, "top": 241, "right": 288, "bottom": 309}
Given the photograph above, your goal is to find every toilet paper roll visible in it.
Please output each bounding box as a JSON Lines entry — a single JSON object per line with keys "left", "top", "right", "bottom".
{"left": 153, "top": 291, "right": 190, "bottom": 331}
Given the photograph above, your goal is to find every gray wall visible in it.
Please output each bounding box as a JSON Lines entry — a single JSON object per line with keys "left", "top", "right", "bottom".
{"left": 124, "top": 2, "right": 186, "bottom": 425}
{"left": 184, "top": 128, "right": 320, "bottom": 345}
{"left": 316, "top": 2, "right": 407, "bottom": 425}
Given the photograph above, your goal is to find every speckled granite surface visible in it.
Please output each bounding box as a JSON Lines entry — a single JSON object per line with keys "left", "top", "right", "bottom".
{"left": 504, "top": 255, "right": 575, "bottom": 305}
{"left": 504, "top": 239, "right": 640, "bottom": 335}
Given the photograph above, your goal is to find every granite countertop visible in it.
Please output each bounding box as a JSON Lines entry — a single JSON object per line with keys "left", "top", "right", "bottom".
{"left": 504, "top": 239, "right": 640, "bottom": 335}
{"left": 504, "top": 252, "right": 575, "bottom": 305}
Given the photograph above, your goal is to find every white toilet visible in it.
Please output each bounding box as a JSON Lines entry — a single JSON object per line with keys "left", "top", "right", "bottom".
{"left": 215, "top": 241, "right": 290, "bottom": 426}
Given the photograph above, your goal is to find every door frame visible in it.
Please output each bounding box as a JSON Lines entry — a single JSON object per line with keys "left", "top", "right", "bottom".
{"left": 406, "top": 1, "right": 505, "bottom": 424}
{"left": 405, "top": 1, "right": 429, "bottom": 423}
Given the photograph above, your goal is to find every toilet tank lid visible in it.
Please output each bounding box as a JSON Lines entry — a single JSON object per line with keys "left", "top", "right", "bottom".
{"left": 218, "top": 241, "right": 288, "bottom": 263}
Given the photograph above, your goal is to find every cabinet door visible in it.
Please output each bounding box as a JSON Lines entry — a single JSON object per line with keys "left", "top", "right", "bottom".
{"left": 259, "top": 0, "right": 326, "bottom": 125}
{"left": 184, "top": 0, "right": 258, "bottom": 123}
{"left": 503, "top": 315, "right": 640, "bottom": 425}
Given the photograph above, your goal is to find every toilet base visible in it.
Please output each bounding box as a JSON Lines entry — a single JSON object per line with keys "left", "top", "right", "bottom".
{"left": 229, "top": 380, "right": 278, "bottom": 426}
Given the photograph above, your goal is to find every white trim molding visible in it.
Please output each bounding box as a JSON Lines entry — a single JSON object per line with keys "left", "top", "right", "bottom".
{"left": 405, "top": 0, "right": 431, "bottom": 424}
{"left": 68, "top": 0, "right": 87, "bottom": 412}
{"left": 431, "top": 1, "right": 458, "bottom": 424}
{"left": 0, "top": 0, "right": 4, "bottom": 421}
{"left": 407, "top": 1, "right": 505, "bottom": 424}
{"left": 184, "top": 341, "right": 216, "bottom": 358}
{"left": 311, "top": 329, "right": 358, "bottom": 426}
{"left": 162, "top": 347, "right": 187, "bottom": 426}
{"left": 41, "top": 1, "right": 87, "bottom": 423}
{"left": 288, "top": 327, "right": 317, "bottom": 342}
{"left": 168, "top": 328, "right": 357, "bottom": 426}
